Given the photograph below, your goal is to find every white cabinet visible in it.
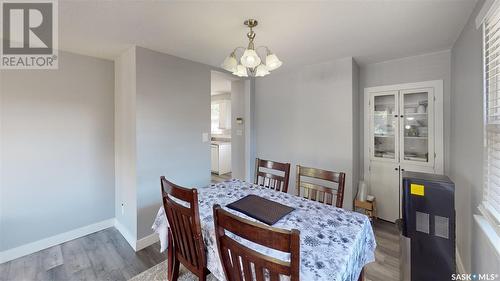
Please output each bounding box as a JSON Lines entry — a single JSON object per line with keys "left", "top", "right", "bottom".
{"left": 211, "top": 145, "right": 219, "bottom": 173}
{"left": 399, "top": 89, "right": 435, "bottom": 167}
{"left": 369, "top": 161, "right": 400, "bottom": 222}
{"left": 211, "top": 143, "right": 231, "bottom": 175}
{"left": 370, "top": 161, "right": 435, "bottom": 222}
{"left": 370, "top": 88, "right": 435, "bottom": 165}
{"left": 364, "top": 80, "right": 443, "bottom": 222}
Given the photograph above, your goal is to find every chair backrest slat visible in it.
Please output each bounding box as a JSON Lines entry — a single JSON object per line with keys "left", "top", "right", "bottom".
{"left": 160, "top": 176, "right": 206, "bottom": 274}
{"left": 296, "top": 165, "right": 346, "bottom": 208}
{"left": 254, "top": 158, "right": 291, "bottom": 193}
{"left": 213, "top": 205, "right": 300, "bottom": 281}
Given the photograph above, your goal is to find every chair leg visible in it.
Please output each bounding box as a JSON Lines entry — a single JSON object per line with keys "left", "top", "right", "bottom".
{"left": 171, "top": 259, "right": 180, "bottom": 281}
{"left": 167, "top": 229, "right": 174, "bottom": 280}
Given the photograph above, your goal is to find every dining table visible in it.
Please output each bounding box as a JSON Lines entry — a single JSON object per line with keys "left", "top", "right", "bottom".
{"left": 152, "top": 179, "right": 376, "bottom": 281}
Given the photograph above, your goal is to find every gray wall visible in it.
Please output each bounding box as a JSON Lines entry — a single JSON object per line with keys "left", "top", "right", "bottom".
{"left": 359, "top": 50, "right": 452, "bottom": 177}
{"left": 114, "top": 47, "right": 138, "bottom": 241}
{"left": 254, "top": 57, "right": 357, "bottom": 209}
{"left": 0, "top": 51, "right": 115, "bottom": 251}
{"left": 135, "top": 47, "right": 211, "bottom": 239}
{"left": 450, "top": 0, "right": 500, "bottom": 272}
{"left": 245, "top": 79, "right": 256, "bottom": 181}
{"left": 231, "top": 80, "right": 246, "bottom": 180}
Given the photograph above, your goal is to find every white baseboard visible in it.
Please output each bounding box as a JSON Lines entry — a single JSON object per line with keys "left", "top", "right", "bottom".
{"left": 456, "top": 248, "right": 466, "bottom": 274}
{"left": 0, "top": 218, "right": 114, "bottom": 264}
{"left": 136, "top": 232, "right": 159, "bottom": 251}
{"left": 0, "top": 218, "right": 160, "bottom": 263}
{"left": 113, "top": 218, "right": 137, "bottom": 251}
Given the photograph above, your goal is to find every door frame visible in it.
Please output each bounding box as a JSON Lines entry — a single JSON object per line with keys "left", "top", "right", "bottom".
{"left": 209, "top": 70, "right": 255, "bottom": 182}
{"left": 363, "top": 80, "right": 444, "bottom": 183}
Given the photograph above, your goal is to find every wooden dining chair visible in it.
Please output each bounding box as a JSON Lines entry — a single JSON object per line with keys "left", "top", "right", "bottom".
{"left": 212, "top": 205, "right": 300, "bottom": 281}
{"left": 295, "top": 165, "right": 346, "bottom": 208}
{"left": 254, "top": 158, "right": 291, "bottom": 193}
{"left": 160, "top": 176, "right": 210, "bottom": 281}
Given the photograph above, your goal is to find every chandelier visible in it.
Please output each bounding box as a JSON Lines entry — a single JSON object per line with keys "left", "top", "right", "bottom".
{"left": 221, "top": 19, "right": 282, "bottom": 77}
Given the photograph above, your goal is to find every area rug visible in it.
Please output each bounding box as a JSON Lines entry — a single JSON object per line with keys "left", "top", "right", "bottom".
{"left": 128, "top": 260, "right": 219, "bottom": 281}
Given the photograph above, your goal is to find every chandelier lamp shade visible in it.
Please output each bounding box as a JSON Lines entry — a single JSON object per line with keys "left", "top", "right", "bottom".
{"left": 221, "top": 19, "right": 282, "bottom": 77}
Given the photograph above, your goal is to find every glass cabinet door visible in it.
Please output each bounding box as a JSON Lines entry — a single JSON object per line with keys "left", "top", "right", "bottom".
{"left": 370, "top": 91, "right": 399, "bottom": 161}
{"left": 399, "top": 88, "right": 434, "bottom": 166}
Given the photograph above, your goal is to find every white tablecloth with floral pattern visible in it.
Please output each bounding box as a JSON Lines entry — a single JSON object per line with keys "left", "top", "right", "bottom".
{"left": 152, "top": 179, "right": 376, "bottom": 281}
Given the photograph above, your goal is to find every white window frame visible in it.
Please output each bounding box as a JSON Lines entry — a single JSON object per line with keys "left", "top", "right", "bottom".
{"left": 481, "top": 0, "right": 500, "bottom": 235}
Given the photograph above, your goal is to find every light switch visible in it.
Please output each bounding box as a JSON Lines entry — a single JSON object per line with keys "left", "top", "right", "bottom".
{"left": 202, "top": 133, "right": 209, "bottom": 142}
{"left": 236, "top": 129, "right": 243, "bottom": 136}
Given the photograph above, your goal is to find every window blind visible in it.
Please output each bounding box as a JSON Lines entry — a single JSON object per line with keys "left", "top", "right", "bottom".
{"left": 484, "top": 6, "right": 500, "bottom": 223}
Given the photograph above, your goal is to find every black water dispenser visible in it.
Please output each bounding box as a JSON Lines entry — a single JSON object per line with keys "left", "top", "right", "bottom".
{"left": 400, "top": 171, "right": 456, "bottom": 281}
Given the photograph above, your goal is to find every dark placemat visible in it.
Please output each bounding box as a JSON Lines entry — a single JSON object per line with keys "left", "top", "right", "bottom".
{"left": 226, "top": 195, "right": 295, "bottom": 225}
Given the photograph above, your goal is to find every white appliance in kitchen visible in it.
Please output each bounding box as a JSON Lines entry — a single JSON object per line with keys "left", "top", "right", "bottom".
{"left": 211, "top": 141, "right": 231, "bottom": 175}
{"left": 363, "top": 80, "right": 444, "bottom": 222}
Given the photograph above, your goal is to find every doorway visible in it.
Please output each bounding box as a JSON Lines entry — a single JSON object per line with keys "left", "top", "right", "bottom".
{"left": 210, "top": 71, "right": 232, "bottom": 183}
{"left": 210, "top": 70, "right": 254, "bottom": 184}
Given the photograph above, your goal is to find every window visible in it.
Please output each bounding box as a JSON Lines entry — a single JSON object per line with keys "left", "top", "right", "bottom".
{"left": 211, "top": 102, "right": 222, "bottom": 134}
{"left": 211, "top": 100, "right": 231, "bottom": 135}
{"left": 483, "top": 6, "right": 500, "bottom": 228}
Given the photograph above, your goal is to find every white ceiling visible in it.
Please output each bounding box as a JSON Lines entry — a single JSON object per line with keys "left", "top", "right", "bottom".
{"left": 58, "top": 0, "right": 477, "bottom": 69}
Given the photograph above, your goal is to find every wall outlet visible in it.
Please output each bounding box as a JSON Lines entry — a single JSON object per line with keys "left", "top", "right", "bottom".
{"left": 121, "top": 203, "right": 124, "bottom": 215}
{"left": 202, "top": 132, "right": 209, "bottom": 142}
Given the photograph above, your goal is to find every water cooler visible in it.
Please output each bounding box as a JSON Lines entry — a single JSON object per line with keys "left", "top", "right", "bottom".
{"left": 399, "top": 171, "right": 456, "bottom": 281}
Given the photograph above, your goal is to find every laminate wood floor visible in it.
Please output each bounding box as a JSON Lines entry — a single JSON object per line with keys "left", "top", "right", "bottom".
{"left": 211, "top": 172, "right": 232, "bottom": 184}
{"left": 0, "top": 228, "right": 167, "bottom": 281}
{"left": 0, "top": 219, "right": 399, "bottom": 281}
{"left": 365, "top": 220, "right": 400, "bottom": 281}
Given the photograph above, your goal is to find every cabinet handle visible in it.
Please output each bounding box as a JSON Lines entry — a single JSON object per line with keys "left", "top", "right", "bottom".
{"left": 400, "top": 115, "right": 404, "bottom": 118}
{"left": 401, "top": 168, "right": 405, "bottom": 171}
{"left": 394, "top": 167, "right": 399, "bottom": 171}
{"left": 394, "top": 114, "right": 398, "bottom": 118}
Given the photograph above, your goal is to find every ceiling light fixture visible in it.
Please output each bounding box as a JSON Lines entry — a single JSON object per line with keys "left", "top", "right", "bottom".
{"left": 221, "top": 19, "right": 282, "bottom": 78}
